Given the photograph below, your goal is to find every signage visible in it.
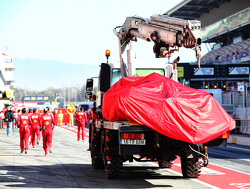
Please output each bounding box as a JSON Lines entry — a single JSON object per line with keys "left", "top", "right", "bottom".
{"left": 4, "top": 58, "right": 12, "bottom": 63}
{"left": 229, "top": 67, "right": 249, "bottom": 75}
{"left": 194, "top": 67, "right": 214, "bottom": 76}
{"left": 22, "top": 96, "right": 50, "bottom": 101}
{"left": 177, "top": 67, "right": 184, "bottom": 77}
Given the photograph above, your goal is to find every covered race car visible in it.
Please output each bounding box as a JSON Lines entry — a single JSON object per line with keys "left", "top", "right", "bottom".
{"left": 102, "top": 73, "right": 235, "bottom": 144}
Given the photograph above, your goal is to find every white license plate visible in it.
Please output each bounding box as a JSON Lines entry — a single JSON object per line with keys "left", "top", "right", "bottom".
{"left": 120, "top": 139, "right": 146, "bottom": 145}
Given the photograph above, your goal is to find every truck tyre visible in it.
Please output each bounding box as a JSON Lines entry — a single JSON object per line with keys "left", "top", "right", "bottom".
{"left": 104, "top": 130, "right": 122, "bottom": 179}
{"left": 91, "top": 126, "right": 104, "bottom": 169}
{"left": 158, "top": 155, "right": 176, "bottom": 168}
{"left": 181, "top": 156, "right": 202, "bottom": 178}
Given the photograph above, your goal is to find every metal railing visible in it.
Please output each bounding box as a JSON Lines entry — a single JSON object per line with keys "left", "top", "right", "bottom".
{"left": 222, "top": 91, "right": 250, "bottom": 135}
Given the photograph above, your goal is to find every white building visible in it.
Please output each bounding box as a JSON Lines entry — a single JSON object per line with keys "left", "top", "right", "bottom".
{"left": 0, "top": 51, "right": 15, "bottom": 110}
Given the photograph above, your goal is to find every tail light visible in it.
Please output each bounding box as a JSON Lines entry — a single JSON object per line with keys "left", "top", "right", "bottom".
{"left": 120, "top": 133, "right": 144, "bottom": 140}
{"left": 218, "top": 132, "right": 230, "bottom": 139}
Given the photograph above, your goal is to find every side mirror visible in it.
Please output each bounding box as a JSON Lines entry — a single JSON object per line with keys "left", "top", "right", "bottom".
{"left": 99, "top": 63, "right": 110, "bottom": 92}
{"left": 86, "top": 78, "right": 93, "bottom": 91}
{"left": 85, "top": 92, "right": 92, "bottom": 99}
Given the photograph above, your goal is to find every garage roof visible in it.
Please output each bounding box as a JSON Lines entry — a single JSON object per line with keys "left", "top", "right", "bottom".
{"left": 165, "top": 0, "right": 230, "bottom": 20}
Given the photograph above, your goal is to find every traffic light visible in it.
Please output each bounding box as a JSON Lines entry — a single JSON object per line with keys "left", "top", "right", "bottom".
{"left": 213, "top": 84, "right": 218, "bottom": 89}
{"left": 205, "top": 85, "right": 209, "bottom": 89}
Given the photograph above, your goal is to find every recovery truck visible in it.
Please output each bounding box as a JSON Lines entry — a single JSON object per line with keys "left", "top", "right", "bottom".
{"left": 85, "top": 15, "right": 231, "bottom": 179}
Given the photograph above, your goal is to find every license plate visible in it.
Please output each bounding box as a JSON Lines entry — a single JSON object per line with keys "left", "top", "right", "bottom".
{"left": 120, "top": 139, "right": 146, "bottom": 145}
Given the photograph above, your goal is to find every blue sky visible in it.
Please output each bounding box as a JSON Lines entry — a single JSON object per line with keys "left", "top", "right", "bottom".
{"left": 0, "top": 0, "right": 208, "bottom": 89}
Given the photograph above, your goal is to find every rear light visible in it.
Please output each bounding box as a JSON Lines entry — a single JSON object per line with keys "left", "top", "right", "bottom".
{"left": 121, "top": 133, "right": 144, "bottom": 140}
{"left": 218, "top": 132, "right": 230, "bottom": 139}
{"left": 128, "top": 122, "right": 140, "bottom": 126}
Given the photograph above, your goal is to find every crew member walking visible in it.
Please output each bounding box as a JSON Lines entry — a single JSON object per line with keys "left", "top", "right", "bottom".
{"left": 30, "top": 108, "right": 41, "bottom": 148}
{"left": 16, "top": 108, "right": 30, "bottom": 154}
{"left": 75, "top": 107, "right": 87, "bottom": 141}
{"left": 40, "top": 108, "right": 56, "bottom": 156}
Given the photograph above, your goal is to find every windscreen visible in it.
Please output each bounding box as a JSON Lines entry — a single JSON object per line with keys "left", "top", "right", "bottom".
{"left": 136, "top": 69, "right": 165, "bottom": 76}
{"left": 112, "top": 68, "right": 165, "bottom": 85}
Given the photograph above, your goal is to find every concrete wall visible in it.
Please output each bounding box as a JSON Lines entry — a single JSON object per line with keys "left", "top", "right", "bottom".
{"left": 200, "top": 0, "right": 250, "bottom": 28}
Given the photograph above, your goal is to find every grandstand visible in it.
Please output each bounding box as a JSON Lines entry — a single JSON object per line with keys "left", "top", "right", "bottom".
{"left": 202, "top": 38, "right": 250, "bottom": 63}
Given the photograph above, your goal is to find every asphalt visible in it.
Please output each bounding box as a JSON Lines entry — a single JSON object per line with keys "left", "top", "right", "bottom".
{"left": 0, "top": 125, "right": 91, "bottom": 189}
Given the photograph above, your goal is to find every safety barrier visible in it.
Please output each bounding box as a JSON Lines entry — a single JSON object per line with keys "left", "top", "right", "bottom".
{"left": 231, "top": 119, "right": 250, "bottom": 135}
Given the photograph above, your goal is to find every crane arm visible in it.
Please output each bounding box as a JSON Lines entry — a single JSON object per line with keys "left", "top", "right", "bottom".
{"left": 116, "top": 14, "right": 201, "bottom": 77}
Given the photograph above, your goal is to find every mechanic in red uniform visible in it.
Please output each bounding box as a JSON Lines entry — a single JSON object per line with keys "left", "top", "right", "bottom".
{"left": 52, "top": 109, "right": 58, "bottom": 125}
{"left": 28, "top": 109, "right": 33, "bottom": 144}
{"left": 87, "top": 108, "right": 93, "bottom": 127}
{"left": 75, "top": 107, "right": 87, "bottom": 141}
{"left": 17, "top": 108, "right": 30, "bottom": 154}
{"left": 30, "top": 108, "right": 41, "bottom": 148}
{"left": 40, "top": 108, "right": 56, "bottom": 156}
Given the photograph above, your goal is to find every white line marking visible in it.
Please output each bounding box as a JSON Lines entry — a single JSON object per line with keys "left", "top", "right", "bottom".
{"left": 227, "top": 145, "right": 250, "bottom": 153}
{"left": 209, "top": 162, "right": 250, "bottom": 175}
{"left": 148, "top": 162, "right": 220, "bottom": 189}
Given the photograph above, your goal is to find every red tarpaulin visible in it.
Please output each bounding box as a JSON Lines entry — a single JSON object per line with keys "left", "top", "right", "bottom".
{"left": 103, "top": 73, "right": 235, "bottom": 144}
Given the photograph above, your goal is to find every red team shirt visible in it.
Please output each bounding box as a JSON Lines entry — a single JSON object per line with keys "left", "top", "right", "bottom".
{"left": 30, "top": 113, "right": 40, "bottom": 127}
{"left": 76, "top": 111, "right": 87, "bottom": 123}
{"left": 17, "top": 113, "right": 30, "bottom": 129}
{"left": 40, "top": 113, "right": 56, "bottom": 130}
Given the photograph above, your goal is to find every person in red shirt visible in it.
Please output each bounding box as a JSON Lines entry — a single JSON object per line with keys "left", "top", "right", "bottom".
{"left": 13, "top": 110, "right": 19, "bottom": 128}
{"left": 87, "top": 108, "right": 93, "bottom": 127}
{"left": 52, "top": 109, "right": 58, "bottom": 125}
{"left": 29, "top": 108, "right": 41, "bottom": 148}
{"left": 28, "top": 109, "right": 33, "bottom": 144}
{"left": 16, "top": 108, "right": 30, "bottom": 154}
{"left": 40, "top": 108, "right": 56, "bottom": 156}
{"left": 75, "top": 107, "right": 87, "bottom": 141}
{"left": 0, "top": 111, "right": 4, "bottom": 129}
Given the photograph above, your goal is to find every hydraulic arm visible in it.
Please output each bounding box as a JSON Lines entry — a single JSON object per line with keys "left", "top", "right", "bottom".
{"left": 115, "top": 14, "right": 202, "bottom": 77}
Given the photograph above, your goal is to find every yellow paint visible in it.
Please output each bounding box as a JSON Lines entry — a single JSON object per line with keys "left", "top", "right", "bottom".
{"left": 177, "top": 67, "right": 184, "bottom": 78}
{"left": 0, "top": 153, "right": 16, "bottom": 155}
{"left": 232, "top": 136, "right": 237, "bottom": 144}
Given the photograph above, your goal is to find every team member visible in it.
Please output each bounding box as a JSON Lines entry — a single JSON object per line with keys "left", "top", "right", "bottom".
{"left": 40, "top": 108, "right": 56, "bottom": 156}
{"left": 87, "top": 108, "right": 93, "bottom": 127}
{"left": 53, "top": 109, "right": 58, "bottom": 122}
{"left": 16, "top": 108, "right": 30, "bottom": 154}
{"left": 57, "top": 110, "right": 64, "bottom": 126}
{"left": 46, "top": 106, "right": 53, "bottom": 117}
{"left": 75, "top": 107, "right": 87, "bottom": 141}
{"left": 0, "top": 111, "right": 4, "bottom": 129}
{"left": 30, "top": 109, "right": 41, "bottom": 148}
{"left": 13, "top": 110, "right": 19, "bottom": 128}
{"left": 66, "top": 108, "right": 75, "bottom": 127}
{"left": 28, "top": 109, "right": 33, "bottom": 143}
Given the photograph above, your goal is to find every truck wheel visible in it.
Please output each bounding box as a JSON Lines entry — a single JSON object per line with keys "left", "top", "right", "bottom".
{"left": 104, "top": 130, "right": 122, "bottom": 179}
{"left": 158, "top": 155, "right": 176, "bottom": 168}
{"left": 181, "top": 156, "right": 202, "bottom": 178}
{"left": 91, "top": 127, "right": 104, "bottom": 169}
